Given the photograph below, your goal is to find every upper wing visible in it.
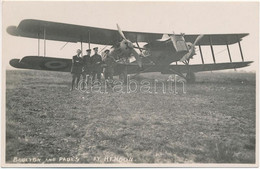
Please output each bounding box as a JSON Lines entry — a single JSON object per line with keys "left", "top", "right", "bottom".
{"left": 7, "top": 19, "right": 162, "bottom": 45}
{"left": 183, "top": 34, "right": 249, "bottom": 46}
{"left": 7, "top": 19, "right": 120, "bottom": 45}
{"left": 7, "top": 19, "right": 248, "bottom": 46}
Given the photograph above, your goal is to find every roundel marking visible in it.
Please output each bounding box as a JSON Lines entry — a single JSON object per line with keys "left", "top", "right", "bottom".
{"left": 44, "top": 60, "right": 68, "bottom": 69}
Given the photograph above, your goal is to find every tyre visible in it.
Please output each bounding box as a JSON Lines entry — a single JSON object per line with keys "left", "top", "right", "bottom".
{"left": 186, "top": 72, "right": 195, "bottom": 83}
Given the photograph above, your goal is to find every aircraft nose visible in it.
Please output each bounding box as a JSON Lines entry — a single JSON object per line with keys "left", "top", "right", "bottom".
{"left": 127, "top": 40, "right": 133, "bottom": 48}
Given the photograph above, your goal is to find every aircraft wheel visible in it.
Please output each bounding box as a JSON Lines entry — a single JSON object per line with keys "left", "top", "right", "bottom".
{"left": 186, "top": 72, "right": 195, "bottom": 83}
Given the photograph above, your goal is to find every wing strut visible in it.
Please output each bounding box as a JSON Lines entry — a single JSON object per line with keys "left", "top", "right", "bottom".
{"left": 198, "top": 45, "right": 204, "bottom": 64}
{"left": 226, "top": 42, "right": 237, "bottom": 71}
{"left": 44, "top": 27, "right": 46, "bottom": 57}
{"left": 81, "top": 41, "right": 83, "bottom": 56}
{"left": 38, "top": 33, "right": 40, "bottom": 56}
{"left": 226, "top": 44, "right": 232, "bottom": 62}
{"left": 135, "top": 41, "right": 142, "bottom": 53}
{"left": 209, "top": 36, "right": 216, "bottom": 64}
{"left": 88, "top": 31, "right": 91, "bottom": 49}
{"left": 237, "top": 35, "right": 244, "bottom": 62}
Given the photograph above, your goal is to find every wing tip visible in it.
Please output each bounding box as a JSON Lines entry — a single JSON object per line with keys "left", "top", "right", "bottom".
{"left": 9, "top": 59, "right": 22, "bottom": 68}
{"left": 6, "top": 26, "right": 19, "bottom": 36}
{"left": 246, "top": 61, "right": 253, "bottom": 66}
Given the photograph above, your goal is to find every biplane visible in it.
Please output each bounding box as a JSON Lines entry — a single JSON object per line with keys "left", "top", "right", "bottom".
{"left": 7, "top": 19, "right": 253, "bottom": 83}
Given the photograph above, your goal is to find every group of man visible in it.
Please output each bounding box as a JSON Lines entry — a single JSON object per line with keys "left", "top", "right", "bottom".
{"left": 70, "top": 47, "right": 116, "bottom": 91}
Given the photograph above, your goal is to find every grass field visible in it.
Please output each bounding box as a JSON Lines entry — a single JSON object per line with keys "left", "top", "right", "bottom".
{"left": 5, "top": 70, "right": 256, "bottom": 164}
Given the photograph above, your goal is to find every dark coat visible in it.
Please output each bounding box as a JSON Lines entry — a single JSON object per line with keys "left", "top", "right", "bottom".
{"left": 91, "top": 53, "right": 103, "bottom": 72}
{"left": 82, "top": 54, "right": 92, "bottom": 73}
{"left": 104, "top": 55, "right": 116, "bottom": 73}
{"left": 71, "top": 55, "right": 83, "bottom": 74}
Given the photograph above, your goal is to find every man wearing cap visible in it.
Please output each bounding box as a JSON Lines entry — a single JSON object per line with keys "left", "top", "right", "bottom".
{"left": 103, "top": 49, "right": 116, "bottom": 84}
{"left": 71, "top": 49, "right": 83, "bottom": 91}
{"left": 82, "top": 49, "right": 92, "bottom": 88}
{"left": 91, "top": 47, "right": 103, "bottom": 82}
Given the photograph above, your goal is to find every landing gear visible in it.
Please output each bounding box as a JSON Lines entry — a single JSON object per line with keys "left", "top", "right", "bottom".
{"left": 169, "top": 65, "right": 196, "bottom": 83}
{"left": 182, "top": 60, "right": 196, "bottom": 83}
{"left": 186, "top": 71, "right": 195, "bottom": 83}
{"left": 119, "top": 65, "right": 127, "bottom": 84}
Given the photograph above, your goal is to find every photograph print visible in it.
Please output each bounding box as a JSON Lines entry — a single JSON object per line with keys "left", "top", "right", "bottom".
{"left": 2, "top": 1, "right": 258, "bottom": 167}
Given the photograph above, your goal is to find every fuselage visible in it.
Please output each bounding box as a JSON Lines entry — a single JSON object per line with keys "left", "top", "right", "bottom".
{"left": 143, "top": 40, "right": 188, "bottom": 65}
{"left": 111, "top": 39, "right": 190, "bottom": 67}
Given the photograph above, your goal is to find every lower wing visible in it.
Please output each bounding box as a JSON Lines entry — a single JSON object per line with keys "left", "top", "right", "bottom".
{"left": 162, "top": 62, "right": 253, "bottom": 74}
{"left": 9, "top": 56, "right": 252, "bottom": 75}
{"left": 9, "top": 56, "right": 159, "bottom": 75}
{"left": 10, "top": 56, "right": 72, "bottom": 72}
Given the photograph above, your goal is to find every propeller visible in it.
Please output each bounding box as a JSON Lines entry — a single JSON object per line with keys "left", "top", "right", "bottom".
{"left": 193, "top": 34, "right": 204, "bottom": 46}
{"left": 116, "top": 24, "right": 127, "bottom": 41}
{"left": 116, "top": 24, "right": 142, "bottom": 68}
{"left": 179, "top": 34, "right": 204, "bottom": 62}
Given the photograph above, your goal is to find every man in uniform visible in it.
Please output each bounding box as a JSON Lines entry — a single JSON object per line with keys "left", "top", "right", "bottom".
{"left": 82, "top": 49, "right": 92, "bottom": 88}
{"left": 71, "top": 49, "right": 83, "bottom": 91}
{"left": 103, "top": 49, "right": 116, "bottom": 83}
{"left": 91, "top": 47, "right": 103, "bottom": 82}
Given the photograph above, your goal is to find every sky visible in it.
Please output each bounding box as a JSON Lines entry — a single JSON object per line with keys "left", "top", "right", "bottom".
{"left": 2, "top": 1, "right": 259, "bottom": 72}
